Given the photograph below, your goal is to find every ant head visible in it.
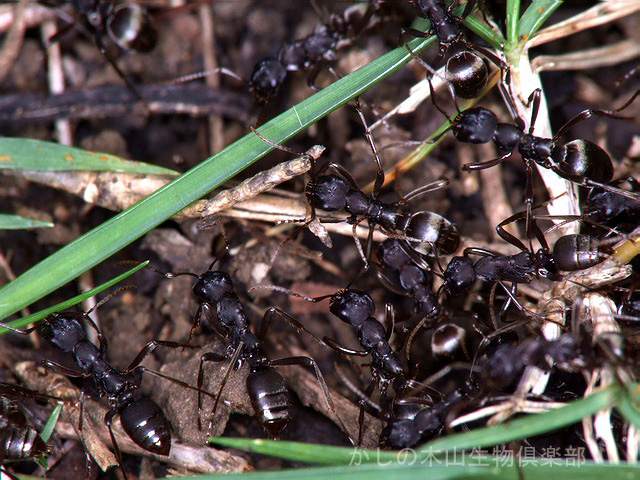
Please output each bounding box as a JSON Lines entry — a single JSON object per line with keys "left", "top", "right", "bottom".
{"left": 40, "top": 312, "right": 87, "bottom": 352}
{"left": 193, "top": 271, "right": 234, "bottom": 303}
{"left": 329, "top": 289, "right": 374, "bottom": 327}
{"left": 452, "top": 107, "right": 497, "bottom": 144}
{"left": 249, "top": 58, "right": 287, "bottom": 104}
{"left": 306, "top": 175, "right": 349, "bottom": 211}
{"left": 442, "top": 256, "right": 475, "bottom": 296}
{"left": 445, "top": 50, "right": 488, "bottom": 100}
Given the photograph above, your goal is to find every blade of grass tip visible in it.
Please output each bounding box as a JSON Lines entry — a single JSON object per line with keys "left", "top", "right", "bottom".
{"left": 0, "top": 37, "right": 433, "bottom": 322}
{"left": 0, "top": 137, "right": 179, "bottom": 175}
{"left": 0, "top": 261, "right": 148, "bottom": 334}
{"left": 208, "top": 438, "right": 360, "bottom": 465}
{"left": 519, "top": 0, "right": 562, "bottom": 42}
{"left": 34, "top": 402, "right": 62, "bottom": 469}
{"left": 613, "top": 230, "right": 640, "bottom": 265}
{"left": 421, "top": 383, "right": 621, "bottom": 455}
{"left": 505, "top": 0, "right": 520, "bottom": 48}
{"left": 39, "top": 402, "right": 63, "bottom": 443}
{"left": 0, "top": 213, "right": 53, "bottom": 229}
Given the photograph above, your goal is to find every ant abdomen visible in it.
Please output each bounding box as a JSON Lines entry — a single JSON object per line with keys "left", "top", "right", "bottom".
{"left": 246, "top": 368, "right": 291, "bottom": 437}
{"left": 403, "top": 211, "right": 460, "bottom": 255}
{"left": 119, "top": 396, "right": 171, "bottom": 456}
{"left": 552, "top": 234, "right": 605, "bottom": 271}
{"left": 551, "top": 139, "right": 613, "bottom": 183}
{"left": 445, "top": 51, "right": 487, "bottom": 99}
{"left": 107, "top": 4, "right": 157, "bottom": 52}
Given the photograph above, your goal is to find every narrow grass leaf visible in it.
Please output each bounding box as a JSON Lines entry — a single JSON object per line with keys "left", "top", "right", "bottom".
{"left": 0, "top": 213, "right": 53, "bottom": 229}
{"left": 210, "top": 384, "right": 622, "bottom": 465}
{"left": 0, "top": 37, "right": 432, "bottom": 322}
{"left": 519, "top": 1, "right": 563, "bottom": 40}
{"left": 0, "top": 261, "right": 148, "bottom": 333}
{"left": 39, "top": 402, "right": 63, "bottom": 443}
{"left": 0, "top": 137, "right": 178, "bottom": 175}
{"left": 166, "top": 459, "right": 640, "bottom": 480}
{"left": 208, "top": 438, "right": 358, "bottom": 465}
{"left": 505, "top": 0, "right": 521, "bottom": 47}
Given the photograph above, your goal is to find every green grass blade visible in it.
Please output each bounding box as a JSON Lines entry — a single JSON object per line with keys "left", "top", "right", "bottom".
{"left": 0, "top": 261, "right": 148, "bottom": 333}
{"left": 519, "top": 0, "right": 563, "bottom": 40}
{"left": 616, "top": 386, "right": 640, "bottom": 430}
{"left": 0, "top": 137, "right": 178, "bottom": 175}
{"left": 210, "top": 384, "right": 622, "bottom": 465}
{"left": 423, "top": 384, "right": 620, "bottom": 454}
{"left": 35, "top": 402, "right": 62, "bottom": 469}
{"left": 505, "top": 0, "right": 521, "bottom": 48}
{"left": 462, "top": 15, "right": 504, "bottom": 50}
{"left": 208, "top": 438, "right": 358, "bottom": 465}
{"left": 169, "top": 460, "right": 640, "bottom": 480}
{"left": 39, "top": 402, "right": 63, "bottom": 443}
{"left": 0, "top": 213, "right": 53, "bottom": 229}
{"left": 0, "top": 37, "right": 432, "bottom": 322}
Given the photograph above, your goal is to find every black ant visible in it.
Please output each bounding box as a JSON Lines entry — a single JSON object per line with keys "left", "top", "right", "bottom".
{"left": 382, "top": 332, "right": 583, "bottom": 449}
{"left": 51, "top": 1, "right": 157, "bottom": 99}
{"left": 0, "top": 289, "right": 211, "bottom": 479}
{"left": 248, "top": 2, "right": 378, "bottom": 104}
{"left": 143, "top": 258, "right": 350, "bottom": 441}
{"left": 403, "top": 0, "right": 501, "bottom": 99}
{"left": 301, "top": 103, "right": 458, "bottom": 268}
{"left": 256, "top": 283, "right": 413, "bottom": 444}
{"left": 419, "top": 59, "right": 640, "bottom": 240}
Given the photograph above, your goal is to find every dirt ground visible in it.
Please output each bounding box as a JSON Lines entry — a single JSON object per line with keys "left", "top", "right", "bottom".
{"left": 0, "top": 1, "right": 639, "bottom": 478}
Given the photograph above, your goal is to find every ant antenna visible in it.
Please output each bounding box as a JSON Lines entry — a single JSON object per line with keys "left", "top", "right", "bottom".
{"left": 170, "top": 67, "right": 244, "bottom": 85}
{"left": 249, "top": 284, "right": 333, "bottom": 303}
{"left": 86, "top": 285, "right": 137, "bottom": 316}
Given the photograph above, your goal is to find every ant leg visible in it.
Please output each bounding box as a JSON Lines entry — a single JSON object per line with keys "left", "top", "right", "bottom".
{"left": 123, "top": 340, "right": 193, "bottom": 374}
{"left": 41, "top": 359, "right": 89, "bottom": 378}
{"left": 357, "top": 379, "right": 376, "bottom": 446}
{"left": 495, "top": 210, "right": 530, "bottom": 253}
{"left": 269, "top": 355, "right": 355, "bottom": 445}
{"left": 549, "top": 166, "right": 640, "bottom": 201}
{"left": 93, "top": 32, "right": 144, "bottom": 103}
{"left": 351, "top": 218, "right": 370, "bottom": 270}
{"left": 259, "top": 307, "right": 326, "bottom": 346}
{"left": 354, "top": 98, "right": 385, "bottom": 198}
{"left": 104, "top": 409, "right": 128, "bottom": 480}
{"left": 383, "top": 303, "right": 395, "bottom": 342}
{"left": 197, "top": 346, "right": 240, "bottom": 432}
{"left": 553, "top": 89, "right": 640, "bottom": 140}
{"left": 461, "top": 151, "right": 512, "bottom": 171}
{"left": 322, "top": 336, "right": 368, "bottom": 357}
